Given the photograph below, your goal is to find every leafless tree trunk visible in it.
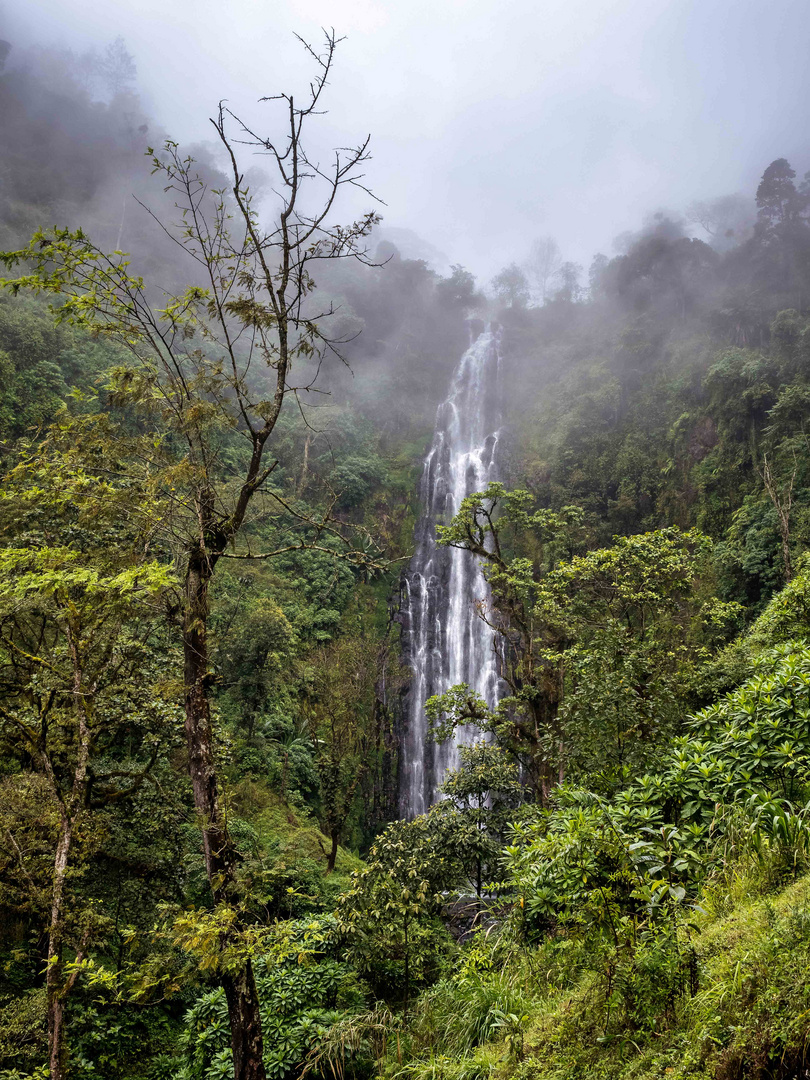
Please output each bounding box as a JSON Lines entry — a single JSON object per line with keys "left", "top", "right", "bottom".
{"left": 298, "top": 431, "right": 312, "bottom": 495}
{"left": 525, "top": 235, "right": 562, "bottom": 304}
{"left": 758, "top": 452, "right": 797, "bottom": 582}
{"left": 166, "top": 34, "right": 380, "bottom": 1077}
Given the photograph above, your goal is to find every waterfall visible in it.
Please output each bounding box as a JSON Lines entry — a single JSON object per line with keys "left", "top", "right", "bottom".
{"left": 399, "top": 322, "right": 502, "bottom": 817}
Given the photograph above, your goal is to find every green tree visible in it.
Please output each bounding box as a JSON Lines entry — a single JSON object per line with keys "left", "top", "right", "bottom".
{"left": 436, "top": 485, "right": 739, "bottom": 794}
{"left": 437, "top": 742, "right": 524, "bottom": 897}
{"left": 336, "top": 816, "right": 458, "bottom": 1011}
{"left": 491, "top": 264, "right": 530, "bottom": 308}
{"left": 552, "top": 261, "right": 582, "bottom": 304}
{"left": 1, "top": 31, "right": 380, "bottom": 1080}
{"left": 435, "top": 483, "right": 585, "bottom": 794}
{"left": 751, "top": 159, "right": 810, "bottom": 309}
{"left": 755, "top": 158, "right": 806, "bottom": 233}
{"left": 0, "top": 448, "right": 175, "bottom": 1080}
{"left": 304, "top": 635, "right": 384, "bottom": 872}
{"left": 536, "top": 527, "right": 741, "bottom": 786}
{"left": 435, "top": 265, "right": 481, "bottom": 311}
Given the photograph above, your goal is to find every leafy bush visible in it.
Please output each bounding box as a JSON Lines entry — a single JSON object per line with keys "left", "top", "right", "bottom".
{"left": 175, "top": 920, "right": 364, "bottom": 1080}
{"left": 509, "top": 644, "right": 810, "bottom": 934}
{"left": 501, "top": 644, "right": 810, "bottom": 1039}
{"left": 330, "top": 455, "right": 388, "bottom": 509}
{"left": 0, "top": 989, "right": 46, "bottom": 1076}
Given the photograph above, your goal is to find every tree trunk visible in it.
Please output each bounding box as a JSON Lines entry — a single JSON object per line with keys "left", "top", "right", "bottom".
{"left": 779, "top": 525, "right": 793, "bottom": 583}
{"left": 326, "top": 828, "right": 339, "bottom": 874}
{"left": 183, "top": 550, "right": 266, "bottom": 1080}
{"left": 46, "top": 821, "right": 71, "bottom": 1080}
{"left": 760, "top": 454, "right": 795, "bottom": 583}
{"left": 297, "top": 432, "right": 311, "bottom": 495}
{"left": 222, "top": 964, "right": 266, "bottom": 1080}
{"left": 45, "top": 624, "right": 93, "bottom": 1079}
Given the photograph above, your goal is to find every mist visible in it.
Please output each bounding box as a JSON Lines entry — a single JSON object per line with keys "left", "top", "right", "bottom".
{"left": 4, "top": 0, "right": 810, "bottom": 279}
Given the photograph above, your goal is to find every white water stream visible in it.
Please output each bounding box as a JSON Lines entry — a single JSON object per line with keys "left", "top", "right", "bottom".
{"left": 400, "top": 324, "right": 503, "bottom": 817}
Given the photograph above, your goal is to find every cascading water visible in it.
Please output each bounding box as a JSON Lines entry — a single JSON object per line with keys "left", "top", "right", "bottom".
{"left": 400, "top": 323, "right": 503, "bottom": 817}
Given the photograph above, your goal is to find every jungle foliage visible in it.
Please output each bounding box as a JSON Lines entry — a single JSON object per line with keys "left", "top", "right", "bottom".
{"left": 5, "top": 27, "right": 810, "bottom": 1080}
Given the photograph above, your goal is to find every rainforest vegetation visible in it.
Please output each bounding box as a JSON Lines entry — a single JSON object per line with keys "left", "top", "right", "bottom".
{"left": 5, "top": 29, "right": 810, "bottom": 1080}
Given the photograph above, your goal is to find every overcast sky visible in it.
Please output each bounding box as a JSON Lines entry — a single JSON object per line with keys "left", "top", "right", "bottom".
{"left": 4, "top": 0, "right": 810, "bottom": 279}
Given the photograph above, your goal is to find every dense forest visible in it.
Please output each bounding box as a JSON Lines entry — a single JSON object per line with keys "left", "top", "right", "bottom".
{"left": 4, "top": 28, "right": 810, "bottom": 1080}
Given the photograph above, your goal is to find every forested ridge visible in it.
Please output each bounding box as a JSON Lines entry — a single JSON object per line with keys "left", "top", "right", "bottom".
{"left": 4, "top": 31, "right": 810, "bottom": 1080}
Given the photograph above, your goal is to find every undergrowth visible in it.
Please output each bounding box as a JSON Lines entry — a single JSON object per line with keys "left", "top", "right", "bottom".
{"left": 378, "top": 863, "right": 810, "bottom": 1080}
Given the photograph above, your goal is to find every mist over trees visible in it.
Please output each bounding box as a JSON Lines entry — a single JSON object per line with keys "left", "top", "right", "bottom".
{"left": 3, "top": 17, "right": 810, "bottom": 1080}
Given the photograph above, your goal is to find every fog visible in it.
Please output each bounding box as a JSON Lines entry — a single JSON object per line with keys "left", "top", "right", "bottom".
{"left": 4, "top": 0, "right": 810, "bottom": 279}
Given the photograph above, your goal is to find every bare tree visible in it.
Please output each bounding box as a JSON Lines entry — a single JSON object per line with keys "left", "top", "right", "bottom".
{"left": 685, "top": 193, "right": 755, "bottom": 252}
{"left": 525, "top": 235, "right": 562, "bottom": 304}
{"left": 1, "top": 29, "right": 380, "bottom": 1080}
{"left": 758, "top": 451, "right": 799, "bottom": 582}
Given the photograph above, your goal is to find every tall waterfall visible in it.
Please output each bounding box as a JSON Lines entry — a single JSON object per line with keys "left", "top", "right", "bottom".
{"left": 400, "top": 323, "right": 503, "bottom": 817}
